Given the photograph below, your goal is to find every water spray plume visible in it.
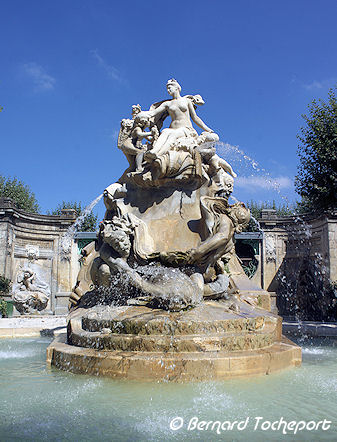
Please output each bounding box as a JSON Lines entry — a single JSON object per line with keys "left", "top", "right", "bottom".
{"left": 60, "top": 194, "right": 103, "bottom": 258}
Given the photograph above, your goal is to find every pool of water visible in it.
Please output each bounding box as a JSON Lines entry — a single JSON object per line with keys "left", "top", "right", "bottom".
{"left": 0, "top": 336, "right": 336, "bottom": 441}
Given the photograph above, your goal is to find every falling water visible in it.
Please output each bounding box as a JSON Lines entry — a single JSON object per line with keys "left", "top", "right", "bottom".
{"left": 59, "top": 194, "right": 103, "bottom": 258}
{"left": 215, "top": 141, "right": 335, "bottom": 324}
{"left": 217, "top": 140, "right": 313, "bottom": 239}
{"left": 217, "top": 142, "right": 293, "bottom": 206}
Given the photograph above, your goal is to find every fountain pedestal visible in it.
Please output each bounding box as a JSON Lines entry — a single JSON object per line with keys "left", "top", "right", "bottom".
{"left": 47, "top": 302, "right": 301, "bottom": 380}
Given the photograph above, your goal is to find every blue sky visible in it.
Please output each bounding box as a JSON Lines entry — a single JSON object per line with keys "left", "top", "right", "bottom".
{"left": 1, "top": 0, "right": 337, "bottom": 219}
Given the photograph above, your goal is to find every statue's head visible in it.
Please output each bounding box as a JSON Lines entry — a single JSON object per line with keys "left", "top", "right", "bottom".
{"left": 111, "top": 229, "right": 131, "bottom": 258}
{"left": 166, "top": 78, "right": 181, "bottom": 95}
{"left": 132, "top": 104, "right": 141, "bottom": 118}
{"left": 212, "top": 168, "right": 234, "bottom": 198}
{"left": 100, "top": 218, "right": 133, "bottom": 259}
{"left": 230, "top": 203, "right": 251, "bottom": 233}
{"left": 23, "top": 269, "right": 33, "bottom": 279}
{"left": 134, "top": 113, "right": 150, "bottom": 128}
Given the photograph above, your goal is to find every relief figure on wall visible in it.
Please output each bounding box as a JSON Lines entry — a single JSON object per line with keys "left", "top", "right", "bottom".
{"left": 12, "top": 268, "right": 50, "bottom": 315}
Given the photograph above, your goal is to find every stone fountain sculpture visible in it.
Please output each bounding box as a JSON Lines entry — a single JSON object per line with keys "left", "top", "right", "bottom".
{"left": 47, "top": 79, "right": 301, "bottom": 380}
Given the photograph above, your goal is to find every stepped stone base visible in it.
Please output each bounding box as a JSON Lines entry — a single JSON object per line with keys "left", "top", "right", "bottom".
{"left": 47, "top": 302, "right": 301, "bottom": 381}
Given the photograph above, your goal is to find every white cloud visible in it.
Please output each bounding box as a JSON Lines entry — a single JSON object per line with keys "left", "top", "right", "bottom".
{"left": 90, "top": 49, "right": 123, "bottom": 82}
{"left": 23, "top": 62, "right": 56, "bottom": 91}
{"left": 303, "top": 78, "right": 337, "bottom": 91}
{"left": 235, "top": 176, "right": 293, "bottom": 191}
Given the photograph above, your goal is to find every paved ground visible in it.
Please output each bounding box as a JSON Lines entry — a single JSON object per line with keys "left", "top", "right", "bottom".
{"left": 0, "top": 316, "right": 67, "bottom": 337}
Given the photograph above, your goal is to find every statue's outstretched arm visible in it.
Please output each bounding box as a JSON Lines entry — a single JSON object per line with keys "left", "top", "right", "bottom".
{"left": 147, "top": 101, "right": 168, "bottom": 118}
{"left": 188, "top": 100, "right": 213, "bottom": 132}
{"left": 218, "top": 157, "right": 237, "bottom": 178}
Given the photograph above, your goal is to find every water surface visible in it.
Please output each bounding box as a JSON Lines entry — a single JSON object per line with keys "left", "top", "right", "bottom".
{"left": 0, "top": 337, "right": 336, "bottom": 441}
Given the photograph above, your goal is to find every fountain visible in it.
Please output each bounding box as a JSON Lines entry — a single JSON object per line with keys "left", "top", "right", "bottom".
{"left": 47, "top": 79, "right": 301, "bottom": 380}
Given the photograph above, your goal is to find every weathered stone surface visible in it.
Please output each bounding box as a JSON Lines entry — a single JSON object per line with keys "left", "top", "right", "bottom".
{"left": 65, "top": 302, "right": 279, "bottom": 353}
{"left": 0, "top": 199, "right": 79, "bottom": 315}
{"left": 79, "top": 302, "right": 273, "bottom": 335}
{"left": 46, "top": 297, "right": 300, "bottom": 380}
{"left": 47, "top": 333, "right": 301, "bottom": 381}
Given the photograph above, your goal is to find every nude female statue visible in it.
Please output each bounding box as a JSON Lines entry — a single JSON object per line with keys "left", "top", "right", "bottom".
{"left": 139, "top": 79, "right": 216, "bottom": 160}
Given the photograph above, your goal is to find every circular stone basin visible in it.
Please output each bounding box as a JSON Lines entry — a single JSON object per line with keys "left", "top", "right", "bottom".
{"left": 47, "top": 301, "right": 301, "bottom": 380}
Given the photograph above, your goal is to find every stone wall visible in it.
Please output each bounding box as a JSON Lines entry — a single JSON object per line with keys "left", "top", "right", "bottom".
{"left": 258, "top": 209, "right": 337, "bottom": 320}
{"left": 0, "top": 198, "right": 80, "bottom": 315}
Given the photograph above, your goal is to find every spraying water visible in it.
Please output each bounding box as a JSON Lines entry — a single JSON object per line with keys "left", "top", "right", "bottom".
{"left": 60, "top": 194, "right": 103, "bottom": 258}
{"left": 216, "top": 142, "right": 293, "bottom": 204}
{"left": 218, "top": 141, "right": 312, "bottom": 236}
{"left": 215, "top": 142, "right": 336, "bottom": 324}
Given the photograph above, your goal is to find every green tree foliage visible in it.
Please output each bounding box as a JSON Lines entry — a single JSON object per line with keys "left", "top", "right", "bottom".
{"left": 0, "top": 275, "right": 11, "bottom": 294}
{"left": 50, "top": 201, "right": 98, "bottom": 232}
{"left": 0, "top": 175, "right": 40, "bottom": 213}
{"left": 247, "top": 200, "right": 295, "bottom": 219}
{"left": 295, "top": 88, "right": 337, "bottom": 213}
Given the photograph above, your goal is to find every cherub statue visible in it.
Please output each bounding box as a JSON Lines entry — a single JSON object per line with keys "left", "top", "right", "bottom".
{"left": 196, "top": 142, "right": 237, "bottom": 179}
{"left": 117, "top": 106, "right": 157, "bottom": 173}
